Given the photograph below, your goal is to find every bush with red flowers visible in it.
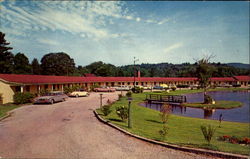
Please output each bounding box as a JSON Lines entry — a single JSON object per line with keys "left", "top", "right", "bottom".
{"left": 218, "top": 135, "right": 250, "bottom": 145}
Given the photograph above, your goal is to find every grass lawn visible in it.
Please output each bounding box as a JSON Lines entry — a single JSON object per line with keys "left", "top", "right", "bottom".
{"left": 182, "top": 100, "right": 243, "bottom": 109}
{"left": 0, "top": 104, "right": 20, "bottom": 118}
{"left": 97, "top": 89, "right": 250, "bottom": 155}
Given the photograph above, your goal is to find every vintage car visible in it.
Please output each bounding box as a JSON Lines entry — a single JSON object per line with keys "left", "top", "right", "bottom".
{"left": 33, "top": 91, "right": 68, "bottom": 104}
{"left": 69, "top": 89, "right": 89, "bottom": 97}
{"left": 114, "top": 85, "right": 130, "bottom": 91}
{"left": 94, "top": 87, "right": 116, "bottom": 92}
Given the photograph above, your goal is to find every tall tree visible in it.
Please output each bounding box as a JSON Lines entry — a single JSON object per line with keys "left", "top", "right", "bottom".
{"left": 195, "top": 56, "right": 215, "bottom": 103}
{"left": 31, "top": 58, "right": 42, "bottom": 75}
{"left": 40, "top": 52, "right": 75, "bottom": 76}
{"left": 13, "top": 53, "right": 32, "bottom": 74}
{"left": 0, "top": 32, "right": 14, "bottom": 73}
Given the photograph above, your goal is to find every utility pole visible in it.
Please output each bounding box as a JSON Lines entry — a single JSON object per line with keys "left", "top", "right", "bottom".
{"left": 133, "top": 57, "right": 139, "bottom": 90}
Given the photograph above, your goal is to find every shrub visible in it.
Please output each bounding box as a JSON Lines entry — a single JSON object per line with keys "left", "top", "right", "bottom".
{"left": 90, "top": 83, "right": 100, "bottom": 91}
{"left": 171, "top": 86, "right": 176, "bottom": 91}
{"left": 159, "top": 125, "right": 169, "bottom": 141}
{"left": 13, "top": 92, "right": 35, "bottom": 104}
{"left": 131, "top": 86, "right": 143, "bottom": 93}
{"left": 200, "top": 124, "right": 217, "bottom": 145}
{"left": 204, "top": 94, "right": 213, "bottom": 104}
{"left": 101, "top": 105, "right": 112, "bottom": 116}
{"left": 126, "top": 91, "right": 132, "bottom": 97}
{"left": 159, "top": 104, "right": 172, "bottom": 124}
{"left": 40, "top": 89, "right": 50, "bottom": 96}
{"left": 176, "top": 84, "right": 190, "bottom": 88}
{"left": 116, "top": 106, "right": 128, "bottom": 121}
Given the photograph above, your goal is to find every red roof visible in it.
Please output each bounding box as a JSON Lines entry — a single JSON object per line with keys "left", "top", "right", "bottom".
{"left": 1, "top": 74, "right": 248, "bottom": 85}
{"left": 210, "top": 77, "right": 235, "bottom": 82}
{"left": 233, "top": 76, "right": 250, "bottom": 81}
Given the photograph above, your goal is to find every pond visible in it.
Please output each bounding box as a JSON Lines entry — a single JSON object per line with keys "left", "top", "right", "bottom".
{"left": 140, "top": 91, "right": 249, "bottom": 123}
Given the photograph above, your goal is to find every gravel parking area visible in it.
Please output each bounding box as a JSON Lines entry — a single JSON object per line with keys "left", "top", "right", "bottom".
{"left": 0, "top": 92, "right": 216, "bottom": 159}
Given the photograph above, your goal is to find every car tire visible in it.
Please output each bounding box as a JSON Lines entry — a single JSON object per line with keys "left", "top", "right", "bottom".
{"left": 50, "top": 99, "right": 54, "bottom": 104}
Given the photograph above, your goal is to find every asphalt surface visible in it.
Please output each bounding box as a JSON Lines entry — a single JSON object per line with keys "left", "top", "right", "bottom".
{"left": 0, "top": 92, "right": 217, "bottom": 159}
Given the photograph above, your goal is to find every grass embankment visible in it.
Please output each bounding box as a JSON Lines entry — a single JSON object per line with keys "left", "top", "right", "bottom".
{"left": 0, "top": 104, "right": 20, "bottom": 118}
{"left": 96, "top": 89, "right": 249, "bottom": 155}
{"left": 182, "top": 101, "right": 242, "bottom": 109}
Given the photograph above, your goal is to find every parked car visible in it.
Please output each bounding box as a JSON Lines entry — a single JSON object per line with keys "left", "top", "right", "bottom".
{"left": 153, "top": 86, "right": 164, "bottom": 90}
{"left": 115, "top": 85, "right": 130, "bottom": 91}
{"left": 33, "top": 91, "right": 68, "bottom": 104}
{"left": 94, "top": 87, "right": 116, "bottom": 92}
{"left": 143, "top": 86, "right": 152, "bottom": 90}
{"left": 69, "top": 89, "right": 89, "bottom": 97}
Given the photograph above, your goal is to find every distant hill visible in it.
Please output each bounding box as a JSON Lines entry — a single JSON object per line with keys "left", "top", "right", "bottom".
{"left": 226, "top": 63, "right": 250, "bottom": 69}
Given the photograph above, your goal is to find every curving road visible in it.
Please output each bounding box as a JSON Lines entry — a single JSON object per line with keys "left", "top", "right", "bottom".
{"left": 0, "top": 92, "right": 216, "bottom": 159}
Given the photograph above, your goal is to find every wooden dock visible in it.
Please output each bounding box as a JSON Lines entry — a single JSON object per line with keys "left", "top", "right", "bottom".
{"left": 145, "top": 94, "right": 187, "bottom": 104}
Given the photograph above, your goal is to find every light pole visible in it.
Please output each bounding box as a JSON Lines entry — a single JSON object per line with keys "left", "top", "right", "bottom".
{"left": 100, "top": 93, "right": 103, "bottom": 108}
{"left": 133, "top": 57, "right": 139, "bottom": 91}
{"left": 128, "top": 97, "right": 133, "bottom": 128}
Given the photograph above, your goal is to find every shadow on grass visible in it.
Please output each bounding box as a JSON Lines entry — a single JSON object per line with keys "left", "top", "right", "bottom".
{"left": 145, "top": 119, "right": 163, "bottom": 124}
{"left": 108, "top": 118, "right": 123, "bottom": 122}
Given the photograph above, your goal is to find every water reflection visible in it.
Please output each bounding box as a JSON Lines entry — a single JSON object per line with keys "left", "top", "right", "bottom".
{"left": 142, "top": 91, "right": 249, "bottom": 123}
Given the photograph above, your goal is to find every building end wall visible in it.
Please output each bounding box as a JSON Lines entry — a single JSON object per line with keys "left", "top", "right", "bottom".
{"left": 0, "top": 81, "right": 15, "bottom": 104}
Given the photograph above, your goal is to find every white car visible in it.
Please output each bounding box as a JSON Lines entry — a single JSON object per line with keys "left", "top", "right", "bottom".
{"left": 69, "top": 90, "right": 89, "bottom": 97}
{"left": 114, "top": 85, "right": 131, "bottom": 91}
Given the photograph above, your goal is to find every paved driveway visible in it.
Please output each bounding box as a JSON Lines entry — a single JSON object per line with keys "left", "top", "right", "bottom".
{"left": 0, "top": 92, "right": 215, "bottom": 159}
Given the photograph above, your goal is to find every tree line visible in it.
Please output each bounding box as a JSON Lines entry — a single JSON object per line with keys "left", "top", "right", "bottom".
{"left": 1, "top": 31, "right": 249, "bottom": 77}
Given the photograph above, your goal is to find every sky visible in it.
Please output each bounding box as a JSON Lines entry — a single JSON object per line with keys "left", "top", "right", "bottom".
{"left": 0, "top": 1, "right": 249, "bottom": 66}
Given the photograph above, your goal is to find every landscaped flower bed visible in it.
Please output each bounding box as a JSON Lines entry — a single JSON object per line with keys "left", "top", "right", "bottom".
{"left": 218, "top": 135, "right": 250, "bottom": 145}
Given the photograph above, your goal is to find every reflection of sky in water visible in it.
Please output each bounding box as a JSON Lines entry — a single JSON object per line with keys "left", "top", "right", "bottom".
{"left": 141, "top": 91, "right": 250, "bottom": 123}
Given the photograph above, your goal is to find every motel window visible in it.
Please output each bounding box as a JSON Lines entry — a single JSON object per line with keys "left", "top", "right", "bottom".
{"left": 45, "top": 85, "right": 48, "bottom": 89}
{"left": 122, "top": 82, "right": 125, "bottom": 85}
{"left": 118, "top": 82, "right": 121, "bottom": 85}
{"left": 111, "top": 82, "right": 115, "bottom": 86}
{"left": 106, "top": 82, "right": 109, "bottom": 86}
{"left": 141, "top": 82, "right": 144, "bottom": 85}
{"left": 127, "top": 82, "right": 130, "bottom": 85}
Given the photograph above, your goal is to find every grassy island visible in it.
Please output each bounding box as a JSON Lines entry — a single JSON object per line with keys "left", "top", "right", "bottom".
{"left": 182, "top": 100, "right": 243, "bottom": 109}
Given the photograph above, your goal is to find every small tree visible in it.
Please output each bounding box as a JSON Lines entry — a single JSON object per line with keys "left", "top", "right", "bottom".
{"left": 159, "top": 125, "right": 169, "bottom": 141}
{"left": 0, "top": 93, "right": 3, "bottom": 104}
{"left": 200, "top": 124, "right": 217, "bottom": 145}
{"left": 101, "top": 105, "right": 112, "bottom": 116}
{"left": 159, "top": 104, "right": 172, "bottom": 124}
{"left": 116, "top": 106, "right": 128, "bottom": 121}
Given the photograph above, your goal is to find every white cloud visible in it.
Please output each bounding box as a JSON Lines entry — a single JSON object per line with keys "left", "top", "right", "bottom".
{"left": 37, "top": 39, "right": 59, "bottom": 46}
{"left": 1, "top": 1, "right": 130, "bottom": 40}
{"left": 164, "top": 43, "right": 183, "bottom": 53}
{"left": 136, "top": 17, "right": 141, "bottom": 22}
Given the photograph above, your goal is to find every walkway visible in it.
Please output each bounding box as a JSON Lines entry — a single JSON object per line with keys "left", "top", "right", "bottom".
{"left": 0, "top": 92, "right": 216, "bottom": 158}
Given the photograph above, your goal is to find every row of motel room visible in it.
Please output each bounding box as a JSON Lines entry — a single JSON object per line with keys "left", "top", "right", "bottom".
{"left": 0, "top": 73, "right": 249, "bottom": 104}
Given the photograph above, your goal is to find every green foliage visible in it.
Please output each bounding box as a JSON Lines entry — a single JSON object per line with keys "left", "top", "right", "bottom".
{"left": 0, "top": 31, "right": 14, "bottom": 74}
{"left": 90, "top": 83, "right": 100, "bottom": 91}
{"left": 126, "top": 91, "right": 132, "bottom": 97}
{"left": 116, "top": 106, "right": 128, "bottom": 121}
{"left": 204, "top": 94, "right": 214, "bottom": 104}
{"left": 101, "top": 105, "right": 112, "bottom": 116}
{"left": 13, "top": 92, "right": 35, "bottom": 104}
{"left": 63, "top": 85, "right": 81, "bottom": 94}
{"left": 200, "top": 124, "right": 217, "bottom": 145}
{"left": 159, "top": 104, "right": 171, "bottom": 124}
{"left": 118, "top": 94, "right": 123, "bottom": 100}
{"left": 13, "top": 53, "right": 32, "bottom": 74}
{"left": 132, "top": 86, "right": 143, "bottom": 93}
{"left": 40, "top": 52, "right": 75, "bottom": 76}
{"left": 40, "top": 89, "right": 50, "bottom": 96}
{"left": 171, "top": 86, "right": 176, "bottom": 91}
{"left": 31, "top": 58, "right": 42, "bottom": 75}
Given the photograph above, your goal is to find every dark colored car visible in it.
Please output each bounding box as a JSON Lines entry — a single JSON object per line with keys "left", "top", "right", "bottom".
{"left": 33, "top": 91, "right": 68, "bottom": 104}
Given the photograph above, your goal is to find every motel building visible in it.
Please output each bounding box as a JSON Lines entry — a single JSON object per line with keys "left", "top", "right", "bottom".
{"left": 0, "top": 73, "right": 249, "bottom": 104}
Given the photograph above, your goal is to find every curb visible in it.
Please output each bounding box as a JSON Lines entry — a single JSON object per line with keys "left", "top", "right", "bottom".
{"left": 0, "top": 112, "right": 13, "bottom": 121}
{"left": 93, "top": 110, "right": 248, "bottom": 159}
